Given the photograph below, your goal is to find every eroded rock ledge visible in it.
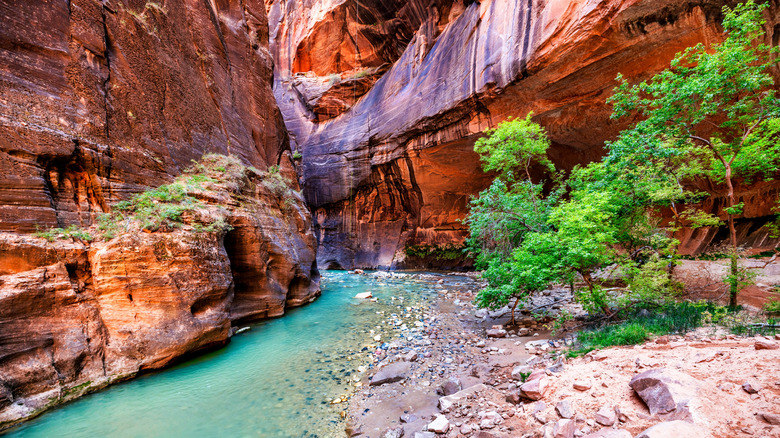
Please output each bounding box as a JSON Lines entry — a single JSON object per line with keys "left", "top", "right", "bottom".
{"left": 0, "top": 160, "right": 320, "bottom": 428}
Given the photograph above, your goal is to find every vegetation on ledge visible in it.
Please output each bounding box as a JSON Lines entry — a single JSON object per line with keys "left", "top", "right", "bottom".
{"left": 34, "top": 154, "right": 299, "bottom": 242}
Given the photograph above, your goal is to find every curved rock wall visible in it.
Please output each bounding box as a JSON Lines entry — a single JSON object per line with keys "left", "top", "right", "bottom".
{"left": 270, "top": 0, "right": 780, "bottom": 269}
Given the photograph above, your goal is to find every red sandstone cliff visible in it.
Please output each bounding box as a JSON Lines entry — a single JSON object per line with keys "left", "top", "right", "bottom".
{"left": 269, "top": 0, "right": 780, "bottom": 269}
{"left": 0, "top": 0, "right": 319, "bottom": 427}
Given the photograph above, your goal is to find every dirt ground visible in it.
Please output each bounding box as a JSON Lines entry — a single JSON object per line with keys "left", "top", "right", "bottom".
{"left": 346, "top": 267, "right": 780, "bottom": 438}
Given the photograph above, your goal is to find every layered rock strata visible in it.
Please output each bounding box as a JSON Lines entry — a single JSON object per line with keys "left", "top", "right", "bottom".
{"left": 0, "top": 0, "right": 321, "bottom": 428}
{"left": 269, "top": 0, "right": 780, "bottom": 269}
{"left": 0, "top": 160, "right": 320, "bottom": 428}
{"left": 0, "top": 0, "right": 287, "bottom": 232}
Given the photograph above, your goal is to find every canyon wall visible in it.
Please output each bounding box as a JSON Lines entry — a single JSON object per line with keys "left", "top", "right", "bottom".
{"left": 269, "top": 0, "right": 780, "bottom": 269}
{"left": 0, "top": 0, "right": 319, "bottom": 427}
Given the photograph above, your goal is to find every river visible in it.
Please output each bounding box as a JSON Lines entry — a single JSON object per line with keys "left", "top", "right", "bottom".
{"left": 4, "top": 271, "right": 466, "bottom": 438}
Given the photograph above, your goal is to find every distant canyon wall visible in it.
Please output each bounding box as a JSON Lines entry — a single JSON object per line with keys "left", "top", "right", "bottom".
{"left": 269, "top": 0, "right": 780, "bottom": 269}
{"left": 0, "top": 0, "right": 319, "bottom": 427}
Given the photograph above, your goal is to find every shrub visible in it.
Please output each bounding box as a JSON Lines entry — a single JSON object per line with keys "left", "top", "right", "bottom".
{"left": 568, "top": 301, "right": 731, "bottom": 356}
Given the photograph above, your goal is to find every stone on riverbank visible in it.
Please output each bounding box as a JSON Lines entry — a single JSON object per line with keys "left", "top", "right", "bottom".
{"left": 370, "top": 361, "right": 411, "bottom": 386}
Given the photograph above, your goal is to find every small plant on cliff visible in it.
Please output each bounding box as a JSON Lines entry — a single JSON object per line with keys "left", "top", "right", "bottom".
{"left": 404, "top": 243, "right": 466, "bottom": 261}
{"left": 292, "top": 150, "right": 303, "bottom": 160}
{"left": 34, "top": 225, "right": 94, "bottom": 243}
{"left": 608, "top": 0, "right": 780, "bottom": 307}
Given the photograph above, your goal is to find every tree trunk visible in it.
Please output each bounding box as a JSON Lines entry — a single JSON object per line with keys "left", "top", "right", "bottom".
{"left": 509, "top": 298, "right": 520, "bottom": 326}
{"left": 724, "top": 165, "right": 739, "bottom": 308}
{"left": 581, "top": 271, "right": 612, "bottom": 317}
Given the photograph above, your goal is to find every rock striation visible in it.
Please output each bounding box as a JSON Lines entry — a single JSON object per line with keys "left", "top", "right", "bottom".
{"left": 269, "top": 0, "right": 780, "bottom": 269}
{"left": 0, "top": 0, "right": 320, "bottom": 429}
{"left": 0, "top": 0, "right": 288, "bottom": 232}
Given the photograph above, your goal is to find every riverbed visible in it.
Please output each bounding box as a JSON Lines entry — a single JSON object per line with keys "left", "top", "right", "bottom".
{"left": 4, "top": 271, "right": 471, "bottom": 438}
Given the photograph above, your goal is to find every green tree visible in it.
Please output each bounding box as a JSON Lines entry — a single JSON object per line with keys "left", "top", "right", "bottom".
{"left": 609, "top": 0, "right": 780, "bottom": 307}
{"left": 466, "top": 115, "right": 562, "bottom": 324}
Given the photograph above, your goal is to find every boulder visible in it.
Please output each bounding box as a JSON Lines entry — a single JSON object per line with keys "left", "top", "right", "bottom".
{"left": 556, "top": 399, "right": 575, "bottom": 419}
{"left": 554, "top": 419, "right": 576, "bottom": 438}
{"left": 382, "top": 427, "right": 404, "bottom": 438}
{"left": 742, "top": 381, "right": 762, "bottom": 394}
{"left": 370, "top": 361, "right": 411, "bottom": 386}
{"left": 438, "top": 377, "right": 462, "bottom": 396}
{"left": 573, "top": 381, "right": 592, "bottom": 391}
{"left": 487, "top": 329, "right": 507, "bottom": 338}
{"left": 628, "top": 369, "right": 697, "bottom": 416}
{"left": 512, "top": 365, "right": 533, "bottom": 380}
{"left": 755, "top": 338, "right": 778, "bottom": 350}
{"left": 582, "top": 429, "right": 632, "bottom": 438}
{"left": 635, "top": 421, "right": 708, "bottom": 438}
{"left": 427, "top": 415, "right": 450, "bottom": 433}
{"left": 760, "top": 412, "right": 780, "bottom": 425}
{"left": 593, "top": 406, "right": 616, "bottom": 426}
{"left": 439, "top": 384, "right": 488, "bottom": 411}
{"left": 520, "top": 370, "right": 550, "bottom": 401}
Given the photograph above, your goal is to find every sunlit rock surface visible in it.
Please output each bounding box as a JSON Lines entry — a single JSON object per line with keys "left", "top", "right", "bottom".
{"left": 269, "top": 0, "right": 780, "bottom": 269}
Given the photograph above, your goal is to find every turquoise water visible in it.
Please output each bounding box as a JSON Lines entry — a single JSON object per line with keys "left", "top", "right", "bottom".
{"left": 4, "top": 271, "right": 451, "bottom": 438}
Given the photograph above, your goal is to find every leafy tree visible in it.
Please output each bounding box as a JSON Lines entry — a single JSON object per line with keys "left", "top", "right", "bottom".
{"left": 466, "top": 115, "right": 562, "bottom": 324}
{"left": 608, "top": 0, "right": 780, "bottom": 307}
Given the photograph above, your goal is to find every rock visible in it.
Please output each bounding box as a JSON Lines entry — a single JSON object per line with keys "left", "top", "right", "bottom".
{"left": 760, "top": 412, "right": 780, "bottom": 425}
{"left": 401, "top": 414, "right": 418, "bottom": 423}
{"left": 382, "top": 427, "right": 404, "bottom": 438}
{"left": 354, "top": 292, "right": 373, "bottom": 299}
{"left": 439, "top": 384, "right": 488, "bottom": 411}
{"left": 755, "top": 338, "right": 779, "bottom": 350}
{"left": 413, "top": 433, "right": 437, "bottom": 438}
{"left": 405, "top": 350, "right": 419, "bottom": 362}
{"left": 439, "top": 377, "right": 462, "bottom": 396}
{"left": 487, "top": 329, "right": 507, "bottom": 338}
{"left": 427, "top": 415, "right": 450, "bottom": 433}
{"left": 615, "top": 406, "right": 630, "bottom": 423}
{"left": 370, "top": 361, "right": 412, "bottom": 386}
{"left": 512, "top": 365, "right": 533, "bottom": 380}
{"left": 556, "top": 399, "right": 575, "bottom": 419}
{"left": 554, "top": 419, "right": 576, "bottom": 438}
{"left": 742, "top": 381, "right": 762, "bottom": 394}
{"left": 581, "top": 429, "right": 632, "bottom": 438}
{"left": 520, "top": 371, "right": 550, "bottom": 401}
{"left": 594, "top": 406, "right": 616, "bottom": 426}
{"left": 628, "top": 369, "right": 697, "bottom": 416}
{"left": 573, "top": 381, "right": 592, "bottom": 391}
{"left": 635, "top": 421, "right": 708, "bottom": 438}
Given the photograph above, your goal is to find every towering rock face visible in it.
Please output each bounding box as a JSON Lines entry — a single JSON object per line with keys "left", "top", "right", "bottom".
{"left": 269, "top": 0, "right": 780, "bottom": 269}
{"left": 0, "top": 0, "right": 287, "bottom": 232}
{"left": 0, "top": 0, "right": 320, "bottom": 427}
